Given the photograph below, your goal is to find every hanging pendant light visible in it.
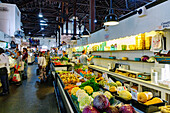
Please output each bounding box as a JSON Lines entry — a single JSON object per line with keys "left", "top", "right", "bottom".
{"left": 81, "top": 20, "right": 90, "bottom": 37}
{"left": 71, "top": 35, "right": 77, "bottom": 40}
{"left": 104, "top": 0, "right": 119, "bottom": 26}
{"left": 81, "top": 28, "right": 90, "bottom": 37}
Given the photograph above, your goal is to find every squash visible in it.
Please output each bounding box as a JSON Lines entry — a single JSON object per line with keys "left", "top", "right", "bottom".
{"left": 144, "top": 97, "right": 163, "bottom": 105}
{"left": 137, "top": 92, "right": 153, "bottom": 103}
{"left": 109, "top": 86, "right": 117, "bottom": 92}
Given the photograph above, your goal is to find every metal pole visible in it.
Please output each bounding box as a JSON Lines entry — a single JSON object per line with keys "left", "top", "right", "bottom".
{"left": 90, "top": 0, "right": 95, "bottom": 32}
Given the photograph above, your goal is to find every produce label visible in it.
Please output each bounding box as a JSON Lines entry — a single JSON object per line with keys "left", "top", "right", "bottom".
{"left": 108, "top": 78, "right": 114, "bottom": 83}
{"left": 131, "top": 88, "right": 138, "bottom": 100}
{"left": 117, "top": 86, "right": 127, "bottom": 93}
{"left": 76, "top": 82, "right": 82, "bottom": 86}
{"left": 102, "top": 73, "right": 109, "bottom": 80}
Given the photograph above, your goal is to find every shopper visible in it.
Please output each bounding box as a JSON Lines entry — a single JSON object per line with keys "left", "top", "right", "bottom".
{"left": 0, "top": 48, "right": 10, "bottom": 96}
{"left": 38, "top": 52, "right": 46, "bottom": 82}
{"left": 15, "top": 51, "right": 22, "bottom": 85}
{"left": 22, "top": 48, "right": 28, "bottom": 79}
{"left": 62, "top": 51, "right": 68, "bottom": 58}
{"left": 45, "top": 50, "right": 51, "bottom": 76}
{"left": 79, "top": 50, "right": 94, "bottom": 65}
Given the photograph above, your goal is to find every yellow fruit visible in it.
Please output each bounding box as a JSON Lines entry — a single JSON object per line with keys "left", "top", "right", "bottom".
{"left": 119, "top": 90, "right": 132, "bottom": 100}
{"left": 109, "top": 86, "right": 117, "bottom": 92}
{"left": 116, "top": 81, "right": 122, "bottom": 86}
{"left": 138, "top": 92, "right": 153, "bottom": 103}
{"left": 144, "top": 97, "right": 163, "bottom": 105}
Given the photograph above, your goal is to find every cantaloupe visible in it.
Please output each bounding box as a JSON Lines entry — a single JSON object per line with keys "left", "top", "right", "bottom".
{"left": 144, "top": 97, "right": 163, "bottom": 105}
{"left": 137, "top": 92, "right": 153, "bottom": 103}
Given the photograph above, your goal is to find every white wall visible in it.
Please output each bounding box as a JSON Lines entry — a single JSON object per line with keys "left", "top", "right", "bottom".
{"left": 0, "top": 3, "right": 21, "bottom": 36}
{"left": 85, "top": 0, "right": 170, "bottom": 50}
{"left": 34, "top": 37, "right": 57, "bottom": 49}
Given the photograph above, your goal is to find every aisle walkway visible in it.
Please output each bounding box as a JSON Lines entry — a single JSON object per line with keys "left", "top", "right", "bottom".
{"left": 0, "top": 65, "right": 59, "bottom": 113}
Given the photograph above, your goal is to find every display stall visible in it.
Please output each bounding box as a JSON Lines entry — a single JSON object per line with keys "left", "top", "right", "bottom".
{"left": 52, "top": 66, "right": 169, "bottom": 113}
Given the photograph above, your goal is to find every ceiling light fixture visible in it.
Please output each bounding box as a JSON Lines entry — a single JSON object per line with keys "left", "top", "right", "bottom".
{"left": 41, "top": 27, "right": 44, "bottom": 30}
{"left": 28, "top": 32, "right": 31, "bottom": 34}
{"left": 40, "top": 23, "right": 48, "bottom": 26}
{"left": 40, "top": 20, "right": 46, "bottom": 23}
{"left": 71, "top": 35, "right": 77, "bottom": 40}
{"left": 104, "top": 0, "right": 119, "bottom": 26}
{"left": 39, "top": 9, "right": 43, "bottom": 18}
{"left": 42, "top": 34, "right": 45, "bottom": 36}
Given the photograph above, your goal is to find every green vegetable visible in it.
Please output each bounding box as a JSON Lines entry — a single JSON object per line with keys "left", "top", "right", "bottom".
{"left": 80, "top": 78, "right": 99, "bottom": 92}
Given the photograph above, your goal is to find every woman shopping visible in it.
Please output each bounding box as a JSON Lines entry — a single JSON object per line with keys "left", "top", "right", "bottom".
{"left": 0, "top": 48, "right": 10, "bottom": 96}
{"left": 14, "top": 51, "right": 23, "bottom": 85}
{"left": 38, "top": 52, "right": 47, "bottom": 83}
{"left": 22, "top": 48, "right": 28, "bottom": 79}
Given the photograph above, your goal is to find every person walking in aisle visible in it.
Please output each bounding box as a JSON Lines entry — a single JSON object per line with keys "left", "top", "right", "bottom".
{"left": 15, "top": 51, "right": 23, "bottom": 85}
{"left": 79, "top": 50, "right": 94, "bottom": 65}
{"left": 45, "top": 50, "right": 51, "bottom": 76}
{"left": 38, "top": 52, "right": 46, "bottom": 83}
{"left": 22, "top": 48, "right": 28, "bottom": 79}
{"left": 0, "top": 48, "right": 10, "bottom": 96}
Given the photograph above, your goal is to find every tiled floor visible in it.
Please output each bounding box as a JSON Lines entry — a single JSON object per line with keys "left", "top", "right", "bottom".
{"left": 0, "top": 64, "right": 59, "bottom": 113}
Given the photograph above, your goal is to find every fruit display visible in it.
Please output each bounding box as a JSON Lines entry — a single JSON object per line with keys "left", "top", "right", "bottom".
{"left": 51, "top": 57, "right": 60, "bottom": 60}
{"left": 60, "top": 73, "right": 81, "bottom": 85}
{"left": 109, "top": 86, "right": 117, "bottom": 92}
{"left": 159, "top": 105, "right": 170, "bottom": 113}
{"left": 144, "top": 97, "right": 163, "bottom": 105}
{"left": 119, "top": 90, "right": 132, "bottom": 101}
{"left": 58, "top": 69, "right": 166, "bottom": 113}
{"left": 137, "top": 92, "right": 153, "bottom": 103}
{"left": 116, "top": 81, "right": 122, "bottom": 86}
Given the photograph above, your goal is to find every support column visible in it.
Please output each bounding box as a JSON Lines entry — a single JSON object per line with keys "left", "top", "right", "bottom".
{"left": 66, "top": 3, "right": 69, "bottom": 35}
{"left": 73, "top": 0, "right": 77, "bottom": 36}
{"left": 89, "top": 0, "right": 95, "bottom": 32}
{"left": 58, "top": 26, "right": 61, "bottom": 47}
{"left": 61, "top": 2, "right": 64, "bottom": 35}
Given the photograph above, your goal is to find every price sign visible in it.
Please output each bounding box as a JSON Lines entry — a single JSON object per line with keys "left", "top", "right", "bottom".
{"left": 108, "top": 78, "right": 114, "bottom": 83}
{"left": 102, "top": 73, "right": 108, "bottom": 80}
{"left": 104, "top": 85, "right": 110, "bottom": 90}
{"left": 131, "top": 88, "right": 138, "bottom": 100}
{"left": 76, "top": 82, "right": 82, "bottom": 86}
{"left": 117, "top": 86, "right": 127, "bottom": 94}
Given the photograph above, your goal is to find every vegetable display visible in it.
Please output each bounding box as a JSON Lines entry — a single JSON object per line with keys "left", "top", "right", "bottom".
{"left": 82, "top": 106, "right": 100, "bottom": 113}
{"left": 93, "top": 95, "right": 110, "bottom": 110}
{"left": 119, "top": 104, "right": 136, "bottom": 113}
{"left": 80, "top": 78, "right": 99, "bottom": 92}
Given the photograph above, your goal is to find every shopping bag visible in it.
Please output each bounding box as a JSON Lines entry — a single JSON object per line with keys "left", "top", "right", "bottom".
{"left": 12, "top": 71, "right": 21, "bottom": 82}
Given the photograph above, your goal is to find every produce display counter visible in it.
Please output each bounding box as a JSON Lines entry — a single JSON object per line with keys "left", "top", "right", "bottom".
{"left": 52, "top": 71, "right": 151, "bottom": 113}
{"left": 88, "top": 65, "right": 170, "bottom": 100}
{"left": 53, "top": 73, "right": 79, "bottom": 113}
{"left": 52, "top": 63, "right": 73, "bottom": 71}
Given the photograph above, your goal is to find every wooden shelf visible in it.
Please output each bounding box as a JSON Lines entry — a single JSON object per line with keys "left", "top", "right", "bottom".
{"left": 92, "top": 49, "right": 150, "bottom": 52}
{"left": 93, "top": 57, "right": 155, "bottom": 64}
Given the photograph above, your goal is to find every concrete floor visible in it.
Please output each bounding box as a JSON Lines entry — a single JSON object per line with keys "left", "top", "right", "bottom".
{"left": 0, "top": 65, "right": 59, "bottom": 113}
